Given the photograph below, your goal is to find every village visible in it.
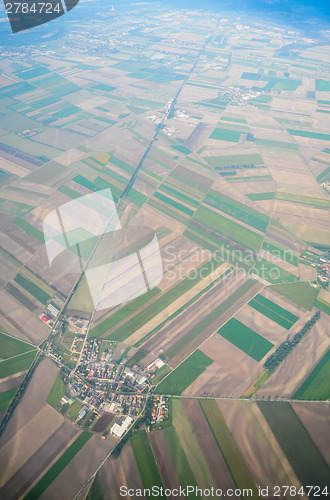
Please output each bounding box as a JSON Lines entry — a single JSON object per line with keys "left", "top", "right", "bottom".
{"left": 43, "top": 313, "right": 169, "bottom": 439}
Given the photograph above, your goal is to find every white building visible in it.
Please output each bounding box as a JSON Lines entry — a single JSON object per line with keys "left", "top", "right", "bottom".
{"left": 111, "top": 416, "right": 133, "bottom": 438}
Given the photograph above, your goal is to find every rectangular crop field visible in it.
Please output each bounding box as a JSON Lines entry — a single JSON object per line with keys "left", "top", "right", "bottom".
{"left": 248, "top": 294, "right": 299, "bottom": 329}
{"left": 25, "top": 431, "right": 93, "bottom": 500}
{"left": 156, "top": 350, "right": 213, "bottom": 395}
{"left": 130, "top": 430, "right": 165, "bottom": 496}
{"left": 14, "top": 274, "right": 51, "bottom": 305}
{"left": 0, "top": 350, "right": 37, "bottom": 379}
{"left": 162, "top": 426, "right": 198, "bottom": 493}
{"left": 257, "top": 402, "right": 330, "bottom": 490}
{"left": 0, "top": 331, "right": 34, "bottom": 359}
{"left": 199, "top": 400, "right": 258, "bottom": 495}
{"left": 217, "top": 318, "right": 273, "bottom": 361}
{"left": 293, "top": 350, "right": 330, "bottom": 400}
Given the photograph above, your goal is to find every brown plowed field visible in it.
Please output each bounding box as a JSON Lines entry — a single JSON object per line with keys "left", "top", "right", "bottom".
{"left": 181, "top": 399, "right": 235, "bottom": 494}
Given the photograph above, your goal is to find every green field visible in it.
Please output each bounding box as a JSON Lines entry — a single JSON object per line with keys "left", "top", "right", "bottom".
{"left": 257, "top": 402, "right": 330, "bottom": 491}
{"left": 209, "top": 128, "right": 241, "bottom": 142}
{"left": 287, "top": 129, "right": 330, "bottom": 141}
{"left": 130, "top": 430, "right": 165, "bottom": 497}
{"left": 200, "top": 400, "right": 258, "bottom": 495}
{"left": 14, "top": 218, "right": 44, "bottom": 242}
{"left": 101, "top": 258, "right": 224, "bottom": 342}
{"left": 217, "top": 318, "right": 273, "bottom": 361}
{"left": 153, "top": 192, "right": 195, "bottom": 216}
{"left": 161, "top": 185, "right": 200, "bottom": 207}
{"left": 204, "top": 190, "right": 269, "bottom": 232}
{"left": 162, "top": 426, "right": 198, "bottom": 496}
{"left": 247, "top": 192, "right": 275, "bottom": 201}
{"left": 205, "top": 153, "right": 263, "bottom": 168}
{"left": 193, "top": 205, "right": 263, "bottom": 252}
{"left": 90, "top": 287, "right": 160, "bottom": 338}
{"left": 0, "top": 350, "right": 37, "bottom": 379}
{"left": 261, "top": 241, "right": 298, "bottom": 266}
{"left": 271, "top": 282, "right": 319, "bottom": 311}
{"left": 316, "top": 166, "right": 330, "bottom": 182}
{"left": 0, "top": 332, "right": 34, "bottom": 359}
{"left": 157, "top": 350, "right": 213, "bottom": 395}
{"left": 0, "top": 387, "right": 19, "bottom": 411}
{"left": 252, "top": 257, "right": 297, "bottom": 284}
{"left": 14, "top": 274, "right": 51, "bottom": 305}
{"left": 316, "top": 79, "right": 330, "bottom": 91}
{"left": 58, "top": 185, "right": 81, "bottom": 199}
{"left": 171, "top": 399, "right": 214, "bottom": 488}
{"left": 293, "top": 350, "right": 330, "bottom": 400}
{"left": 47, "top": 373, "right": 66, "bottom": 408}
{"left": 248, "top": 294, "right": 299, "bottom": 329}
{"left": 25, "top": 431, "right": 93, "bottom": 500}
{"left": 315, "top": 298, "right": 330, "bottom": 315}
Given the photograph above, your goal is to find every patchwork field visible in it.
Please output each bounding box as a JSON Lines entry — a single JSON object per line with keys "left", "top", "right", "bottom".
{"left": 1, "top": 7, "right": 330, "bottom": 500}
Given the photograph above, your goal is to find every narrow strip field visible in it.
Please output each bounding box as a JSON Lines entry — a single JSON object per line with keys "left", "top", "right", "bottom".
{"left": 130, "top": 430, "right": 165, "bottom": 497}
{"left": 162, "top": 426, "right": 198, "bottom": 496}
{"left": 248, "top": 294, "right": 298, "bottom": 329}
{"left": 257, "top": 402, "right": 330, "bottom": 492}
{"left": 25, "top": 431, "right": 93, "bottom": 500}
{"left": 199, "top": 399, "right": 258, "bottom": 496}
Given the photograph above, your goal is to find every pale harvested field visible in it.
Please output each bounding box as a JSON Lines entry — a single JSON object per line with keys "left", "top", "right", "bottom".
{"left": 143, "top": 271, "right": 245, "bottom": 359}
{"left": 40, "top": 433, "right": 118, "bottom": 500}
{"left": 184, "top": 336, "right": 263, "bottom": 397}
{"left": 266, "top": 226, "right": 305, "bottom": 255}
{"left": 292, "top": 402, "right": 330, "bottom": 467}
{"left": 169, "top": 279, "right": 264, "bottom": 369}
{"left": 0, "top": 358, "right": 79, "bottom": 499}
{"left": 0, "top": 231, "right": 35, "bottom": 264}
{"left": 0, "top": 371, "right": 25, "bottom": 393}
{"left": 125, "top": 262, "right": 230, "bottom": 346}
{"left": 99, "top": 441, "right": 143, "bottom": 500}
{"left": 27, "top": 246, "right": 79, "bottom": 298}
{"left": 218, "top": 399, "right": 306, "bottom": 495}
{"left": 148, "top": 430, "right": 182, "bottom": 499}
{"left": 0, "top": 157, "right": 30, "bottom": 177}
{"left": 181, "top": 399, "right": 235, "bottom": 494}
{"left": 0, "top": 418, "right": 78, "bottom": 499}
{"left": 0, "top": 314, "right": 31, "bottom": 344}
{"left": 0, "top": 289, "right": 48, "bottom": 345}
{"left": 0, "top": 358, "right": 58, "bottom": 447}
{"left": 298, "top": 263, "right": 317, "bottom": 281}
{"left": 255, "top": 312, "right": 330, "bottom": 399}
{"left": 159, "top": 246, "right": 212, "bottom": 291}
{"left": 234, "top": 304, "right": 288, "bottom": 345}
{"left": 0, "top": 253, "right": 19, "bottom": 288}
